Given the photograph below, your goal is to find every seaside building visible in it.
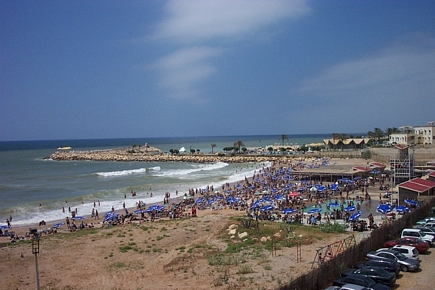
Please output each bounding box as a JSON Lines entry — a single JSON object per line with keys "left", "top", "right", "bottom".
{"left": 322, "top": 138, "right": 371, "bottom": 150}
{"left": 398, "top": 177, "right": 435, "bottom": 205}
{"left": 389, "top": 121, "right": 435, "bottom": 146}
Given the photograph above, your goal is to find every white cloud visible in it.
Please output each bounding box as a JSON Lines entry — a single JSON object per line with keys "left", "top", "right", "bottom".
{"left": 290, "top": 39, "right": 435, "bottom": 130}
{"left": 155, "top": 0, "right": 310, "bottom": 42}
{"left": 150, "top": 0, "right": 310, "bottom": 100}
{"left": 295, "top": 41, "right": 435, "bottom": 104}
{"left": 153, "top": 46, "right": 222, "bottom": 100}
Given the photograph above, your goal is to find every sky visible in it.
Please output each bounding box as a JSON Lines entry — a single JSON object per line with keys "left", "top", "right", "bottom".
{"left": 1, "top": 0, "right": 435, "bottom": 141}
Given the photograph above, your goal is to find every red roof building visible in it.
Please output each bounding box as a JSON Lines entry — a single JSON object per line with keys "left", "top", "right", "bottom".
{"left": 398, "top": 178, "right": 435, "bottom": 204}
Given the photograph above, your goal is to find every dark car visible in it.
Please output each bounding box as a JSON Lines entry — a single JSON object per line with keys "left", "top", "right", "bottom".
{"left": 355, "top": 259, "right": 400, "bottom": 275}
{"left": 341, "top": 266, "right": 396, "bottom": 287}
{"left": 384, "top": 237, "right": 429, "bottom": 254}
{"left": 333, "top": 274, "right": 391, "bottom": 290}
{"left": 366, "top": 249, "right": 420, "bottom": 272}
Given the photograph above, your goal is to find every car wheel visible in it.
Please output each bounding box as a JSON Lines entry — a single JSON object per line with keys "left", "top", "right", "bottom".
{"left": 401, "top": 265, "right": 409, "bottom": 272}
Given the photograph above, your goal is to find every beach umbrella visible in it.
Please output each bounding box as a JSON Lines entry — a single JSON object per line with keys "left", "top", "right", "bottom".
{"left": 103, "top": 213, "right": 118, "bottom": 223}
{"left": 377, "top": 204, "right": 392, "bottom": 214}
{"left": 316, "top": 185, "right": 326, "bottom": 192}
{"left": 51, "top": 222, "right": 65, "bottom": 229}
{"left": 274, "top": 194, "right": 285, "bottom": 200}
{"left": 307, "top": 208, "right": 321, "bottom": 214}
{"left": 298, "top": 187, "right": 305, "bottom": 192}
{"left": 395, "top": 205, "right": 410, "bottom": 213}
{"left": 330, "top": 184, "right": 338, "bottom": 191}
{"left": 328, "top": 202, "right": 339, "bottom": 207}
{"left": 0, "top": 225, "right": 10, "bottom": 229}
{"left": 72, "top": 216, "right": 84, "bottom": 221}
{"left": 349, "top": 211, "right": 362, "bottom": 222}
{"left": 404, "top": 199, "right": 418, "bottom": 206}
{"left": 133, "top": 209, "right": 144, "bottom": 215}
{"left": 310, "top": 186, "right": 318, "bottom": 192}
{"left": 288, "top": 192, "right": 300, "bottom": 197}
{"left": 282, "top": 208, "right": 296, "bottom": 214}
{"left": 195, "top": 197, "right": 205, "bottom": 204}
{"left": 260, "top": 205, "right": 274, "bottom": 211}
{"left": 344, "top": 206, "right": 356, "bottom": 212}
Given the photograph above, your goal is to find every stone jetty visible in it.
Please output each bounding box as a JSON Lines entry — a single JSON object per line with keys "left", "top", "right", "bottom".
{"left": 45, "top": 147, "right": 280, "bottom": 163}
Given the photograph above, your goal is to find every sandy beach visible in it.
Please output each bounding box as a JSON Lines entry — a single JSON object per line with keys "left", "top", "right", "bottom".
{"left": 0, "top": 157, "right": 431, "bottom": 290}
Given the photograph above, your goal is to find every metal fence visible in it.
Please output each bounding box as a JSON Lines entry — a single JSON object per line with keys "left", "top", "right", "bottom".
{"left": 278, "top": 197, "right": 435, "bottom": 290}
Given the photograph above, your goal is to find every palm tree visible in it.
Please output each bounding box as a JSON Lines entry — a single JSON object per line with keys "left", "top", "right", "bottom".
{"left": 280, "top": 134, "right": 288, "bottom": 146}
{"left": 331, "top": 133, "right": 340, "bottom": 150}
{"left": 373, "top": 128, "right": 384, "bottom": 141}
{"left": 211, "top": 143, "right": 216, "bottom": 154}
{"left": 234, "top": 141, "right": 245, "bottom": 153}
{"left": 386, "top": 127, "right": 400, "bottom": 136}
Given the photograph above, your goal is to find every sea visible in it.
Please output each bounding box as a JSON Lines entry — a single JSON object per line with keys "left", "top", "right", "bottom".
{"left": 0, "top": 134, "right": 331, "bottom": 227}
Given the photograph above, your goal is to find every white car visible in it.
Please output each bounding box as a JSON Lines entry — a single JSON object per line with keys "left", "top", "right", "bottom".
{"left": 391, "top": 245, "right": 419, "bottom": 260}
{"left": 401, "top": 228, "right": 435, "bottom": 246}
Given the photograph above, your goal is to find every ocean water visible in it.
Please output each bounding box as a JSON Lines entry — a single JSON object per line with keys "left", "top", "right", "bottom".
{"left": 0, "top": 134, "right": 331, "bottom": 226}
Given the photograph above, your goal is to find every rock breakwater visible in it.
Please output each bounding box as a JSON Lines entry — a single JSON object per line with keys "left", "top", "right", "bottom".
{"left": 45, "top": 148, "right": 281, "bottom": 163}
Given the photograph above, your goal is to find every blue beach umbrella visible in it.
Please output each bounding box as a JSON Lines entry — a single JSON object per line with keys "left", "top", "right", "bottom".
{"left": 395, "top": 205, "right": 409, "bottom": 213}
{"left": 103, "top": 213, "right": 118, "bottom": 223}
{"left": 330, "top": 184, "right": 338, "bottom": 191}
{"left": 344, "top": 206, "right": 356, "bottom": 212}
{"left": 72, "top": 216, "right": 84, "bottom": 221}
{"left": 377, "top": 204, "right": 392, "bottom": 214}
{"left": 328, "top": 202, "right": 339, "bottom": 207}
{"left": 308, "top": 208, "right": 321, "bottom": 214}
{"left": 133, "top": 209, "right": 144, "bottom": 215}
{"left": 282, "top": 208, "right": 296, "bottom": 214}
{"left": 51, "top": 222, "right": 65, "bottom": 229}
{"left": 0, "top": 225, "right": 10, "bottom": 229}
{"left": 404, "top": 199, "right": 418, "bottom": 206}
{"left": 260, "top": 205, "right": 274, "bottom": 211}
{"left": 349, "top": 211, "right": 361, "bottom": 222}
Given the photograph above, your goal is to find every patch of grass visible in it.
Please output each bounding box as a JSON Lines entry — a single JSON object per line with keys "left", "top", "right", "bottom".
{"left": 237, "top": 264, "right": 253, "bottom": 274}
{"left": 263, "top": 264, "right": 272, "bottom": 271}
{"left": 111, "top": 262, "right": 126, "bottom": 268}
{"left": 318, "top": 222, "right": 349, "bottom": 233}
{"left": 176, "top": 246, "right": 186, "bottom": 252}
{"left": 156, "top": 236, "right": 164, "bottom": 241}
{"left": 119, "top": 245, "right": 133, "bottom": 253}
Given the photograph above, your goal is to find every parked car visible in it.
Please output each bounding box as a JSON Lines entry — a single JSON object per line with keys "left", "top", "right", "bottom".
{"left": 366, "top": 249, "right": 420, "bottom": 272}
{"left": 401, "top": 228, "right": 435, "bottom": 246}
{"left": 324, "top": 283, "right": 372, "bottom": 290}
{"left": 355, "top": 259, "right": 400, "bottom": 275}
{"left": 391, "top": 245, "right": 419, "bottom": 260}
{"left": 340, "top": 266, "right": 396, "bottom": 287}
{"left": 384, "top": 237, "right": 429, "bottom": 254}
{"left": 413, "top": 225, "right": 435, "bottom": 234}
{"left": 415, "top": 217, "right": 435, "bottom": 225}
{"left": 333, "top": 274, "right": 390, "bottom": 290}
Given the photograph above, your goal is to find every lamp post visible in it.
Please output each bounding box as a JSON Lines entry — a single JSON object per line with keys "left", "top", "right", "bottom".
{"left": 30, "top": 228, "right": 40, "bottom": 290}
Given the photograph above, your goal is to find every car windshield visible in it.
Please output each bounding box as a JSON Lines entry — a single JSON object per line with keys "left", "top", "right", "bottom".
{"left": 395, "top": 252, "right": 407, "bottom": 261}
{"left": 375, "top": 268, "right": 390, "bottom": 276}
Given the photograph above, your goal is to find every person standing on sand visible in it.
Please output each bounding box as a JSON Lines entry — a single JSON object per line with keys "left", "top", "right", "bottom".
{"left": 66, "top": 216, "right": 70, "bottom": 230}
{"left": 95, "top": 209, "right": 99, "bottom": 219}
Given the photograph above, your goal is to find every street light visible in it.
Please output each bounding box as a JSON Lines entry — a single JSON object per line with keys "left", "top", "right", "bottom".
{"left": 30, "top": 228, "right": 40, "bottom": 290}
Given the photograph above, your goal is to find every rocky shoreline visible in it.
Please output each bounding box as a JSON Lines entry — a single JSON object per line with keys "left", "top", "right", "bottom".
{"left": 45, "top": 148, "right": 283, "bottom": 163}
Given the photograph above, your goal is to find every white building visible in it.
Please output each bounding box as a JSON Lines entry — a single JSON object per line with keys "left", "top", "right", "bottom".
{"left": 389, "top": 122, "right": 435, "bottom": 146}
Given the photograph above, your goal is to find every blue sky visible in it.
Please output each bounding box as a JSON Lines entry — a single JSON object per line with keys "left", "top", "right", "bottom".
{"left": 1, "top": 0, "right": 434, "bottom": 141}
